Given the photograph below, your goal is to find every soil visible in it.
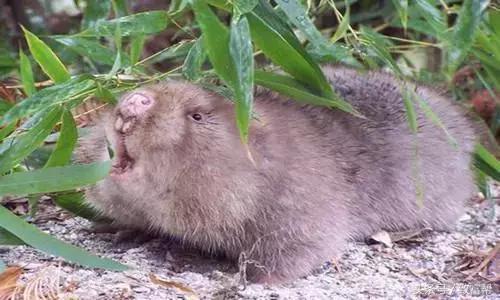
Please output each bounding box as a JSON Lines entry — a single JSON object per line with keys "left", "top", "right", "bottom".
{"left": 1, "top": 187, "right": 499, "bottom": 300}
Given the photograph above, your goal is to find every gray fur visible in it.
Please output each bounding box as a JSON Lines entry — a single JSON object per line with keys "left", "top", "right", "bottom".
{"left": 76, "top": 66, "right": 477, "bottom": 283}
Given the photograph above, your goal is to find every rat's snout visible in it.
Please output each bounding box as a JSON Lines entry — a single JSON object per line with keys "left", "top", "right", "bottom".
{"left": 115, "top": 92, "right": 155, "bottom": 134}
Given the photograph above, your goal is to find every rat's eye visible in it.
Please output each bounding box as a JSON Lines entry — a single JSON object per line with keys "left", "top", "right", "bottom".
{"left": 191, "top": 113, "right": 203, "bottom": 121}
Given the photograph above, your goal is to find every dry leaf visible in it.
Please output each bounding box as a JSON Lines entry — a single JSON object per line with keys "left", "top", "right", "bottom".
{"left": 0, "top": 266, "right": 23, "bottom": 300}
{"left": 149, "top": 273, "right": 199, "bottom": 300}
{"left": 369, "top": 231, "right": 393, "bottom": 248}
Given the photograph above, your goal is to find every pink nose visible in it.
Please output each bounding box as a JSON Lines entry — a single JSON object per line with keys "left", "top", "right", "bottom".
{"left": 114, "top": 92, "right": 155, "bottom": 134}
{"left": 118, "top": 92, "right": 155, "bottom": 119}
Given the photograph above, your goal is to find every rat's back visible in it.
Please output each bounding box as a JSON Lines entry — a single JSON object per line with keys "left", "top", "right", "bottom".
{"left": 320, "top": 66, "right": 476, "bottom": 237}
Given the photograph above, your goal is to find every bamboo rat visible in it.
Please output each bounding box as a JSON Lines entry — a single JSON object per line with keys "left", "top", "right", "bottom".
{"left": 76, "top": 66, "right": 477, "bottom": 283}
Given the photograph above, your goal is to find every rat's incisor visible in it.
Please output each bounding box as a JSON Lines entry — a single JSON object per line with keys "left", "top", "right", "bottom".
{"left": 76, "top": 66, "right": 477, "bottom": 283}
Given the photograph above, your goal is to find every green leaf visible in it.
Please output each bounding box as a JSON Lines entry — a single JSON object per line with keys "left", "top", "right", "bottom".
{"left": 0, "top": 259, "right": 5, "bottom": 272}
{"left": 401, "top": 86, "right": 418, "bottom": 133}
{"left": 130, "top": 34, "right": 145, "bottom": 65}
{"left": 0, "top": 204, "right": 127, "bottom": 270}
{"left": 331, "top": 4, "right": 350, "bottom": 43}
{"left": 192, "top": 0, "right": 237, "bottom": 87}
{"left": 255, "top": 70, "right": 359, "bottom": 115}
{"left": 230, "top": 16, "right": 254, "bottom": 143}
{"left": 474, "top": 144, "right": 500, "bottom": 181}
{"left": 414, "top": 0, "right": 447, "bottom": 38}
{"left": 391, "top": 0, "right": 408, "bottom": 31}
{"left": 182, "top": 37, "right": 206, "bottom": 81}
{"left": 111, "top": 0, "right": 128, "bottom": 17}
{"left": 52, "top": 191, "right": 107, "bottom": 221}
{"left": 82, "top": 0, "right": 112, "bottom": 29}
{"left": 416, "top": 93, "right": 458, "bottom": 147}
{"left": 52, "top": 36, "right": 125, "bottom": 66}
{"left": 95, "top": 83, "right": 118, "bottom": 104}
{"left": 0, "top": 99, "right": 13, "bottom": 115}
{"left": 0, "top": 122, "right": 16, "bottom": 141}
{"left": 79, "top": 11, "right": 169, "bottom": 37}
{"left": 0, "top": 228, "right": 25, "bottom": 245}
{"left": 1, "top": 76, "right": 95, "bottom": 125}
{"left": 275, "top": 0, "right": 357, "bottom": 67}
{"left": 0, "top": 161, "right": 112, "bottom": 196}
{"left": 447, "top": 0, "right": 487, "bottom": 75}
{"left": 360, "top": 26, "right": 402, "bottom": 76}
{"left": 53, "top": 191, "right": 104, "bottom": 221}
{"left": 233, "top": 0, "right": 258, "bottom": 18}
{"left": 44, "top": 110, "right": 77, "bottom": 168}
{"left": 19, "top": 49, "right": 36, "bottom": 96}
{"left": 0, "top": 107, "right": 63, "bottom": 174}
{"left": 247, "top": 1, "right": 334, "bottom": 97}
{"left": 22, "top": 27, "right": 70, "bottom": 83}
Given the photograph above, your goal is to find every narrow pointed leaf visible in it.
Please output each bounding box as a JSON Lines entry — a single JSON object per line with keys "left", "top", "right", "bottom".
{"left": 52, "top": 36, "right": 127, "bottom": 66}
{"left": 44, "top": 110, "right": 77, "bottom": 168}
{"left": 0, "top": 228, "right": 25, "bottom": 245}
{"left": 331, "top": 5, "right": 350, "bottom": 43}
{"left": 0, "top": 107, "right": 63, "bottom": 174}
{"left": 247, "top": 1, "right": 333, "bottom": 97}
{"left": 230, "top": 16, "right": 254, "bottom": 143}
{"left": 53, "top": 191, "right": 104, "bottom": 221}
{"left": 0, "top": 161, "right": 111, "bottom": 196}
{"left": 474, "top": 144, "right": 500, "bottom": 181}
{"left": 401, "top": 86, "right": 418, "bottom": 133}
{"left": 1, "top": 76, "right": 95, "bottom": 126}
{"left": 191, "top": 0, "right": 237, "bottom": 86}
{"left": 79, "top": 11, "right": 169, "bottom": 37}
{"left": 391, "top": 0, "right": 408, "bottom": 31}
{"left": 0, "top": 204, "right": 127, "bottom": 270}
{"left": 22, "top": 27, "right": 70, "bottom": 83}
{"left": 360, "top": 26, "right": 402, "bottom": 76}
{"left": 130, "top": 34, "right": 145, "bottom": 65}
{"left": 414, "top": 0, "right": 447, "bottom": 38}
{"left": 255, "top": 70, "right": 359, "bottom": 115}
{"left": 19, "top": 49, "right": 36, "bottom": 96}
{"left": 82, "top": 0, "right": 112, "bottom": 29}
{"left": 182, "top": 37, "right": 206, "bottom": 81}
{"left": 447, "top": 0, "right": 488, "bottom": 75}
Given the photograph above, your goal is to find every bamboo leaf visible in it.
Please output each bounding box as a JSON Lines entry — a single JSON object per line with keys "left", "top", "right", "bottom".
{"left": 0, "top": 107, "right": 63, "bottom": 175}
{"left": 82, "top": 0, "right": 112, "bottom": 29}
{"left": 255, "top": 70, "right": 359, "bottom": 115}
{"left": 230, "top": 16, "right": 254, "bottom": 143}
{"left": 247, "top": 1, "right": 334, "bottom": 97}
{"left": 0, "top": 204, "right": 127, "bottom": 270}
{"left": 22, "top": 27, "right": 70, "bottom": 83}
{"left": 53, "top": 191, "right": 104, "bottom": 221}
{"left": 19, "top": 49, "right": 36, "bottom": 96}
{"left": 44, "top": 110, "right": 77, "bottom": 168}
{"left": 191, "top": 0, "right": 237, "bottom": 87}
{"left": 391, "top": 0, "right": 408, "bottom": 31}
{"left": 414, "top": 0, "right": 447, "bottom": 38}
{"left": 0, "top": 228, "right": 25, "bottom": 245}
{"left": 360, "top": 26, "right": 402, "bottom": 76}
{"left": 0, "top": 161, "right": 112, "bottom": 196}
{"left": 52, "top": 36, "right": 128, "bottom": 66}
{"left": 474, "top": 144, "right": 500, "bottom": 181}
{"left": 331, "top": 4, "right": 350, "bottom": 43}
{"left": 447, "top": 0, "right": 488, "bottom": 75}
{"left": 1, "top": 76, "right": 95, "bottom": 126}
{"left": 130, "top": 34, "right": 145, "bottom": 65}
{"left": 79, "top": 11, "right": 169, "bottom": 37}
{"left": 182, "top": 37, "right": 206, "bottom": 81}
{"left": 401, "top": 86, "right": 418, "bottom": 133}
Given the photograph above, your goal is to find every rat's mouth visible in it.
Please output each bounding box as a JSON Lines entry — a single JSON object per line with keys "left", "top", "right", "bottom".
{"left": 110, "top": 135, "right": 135, "bottom": 176}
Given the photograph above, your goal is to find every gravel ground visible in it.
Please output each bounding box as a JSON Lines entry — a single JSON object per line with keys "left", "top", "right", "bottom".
{"left": 1, "top": 189, "right": 499, "bottom": 300}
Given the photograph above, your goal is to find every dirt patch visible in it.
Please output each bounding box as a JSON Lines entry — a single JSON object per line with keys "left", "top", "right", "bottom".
{"left": 1, "top": 190, "right": 499, "bottom": 299}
